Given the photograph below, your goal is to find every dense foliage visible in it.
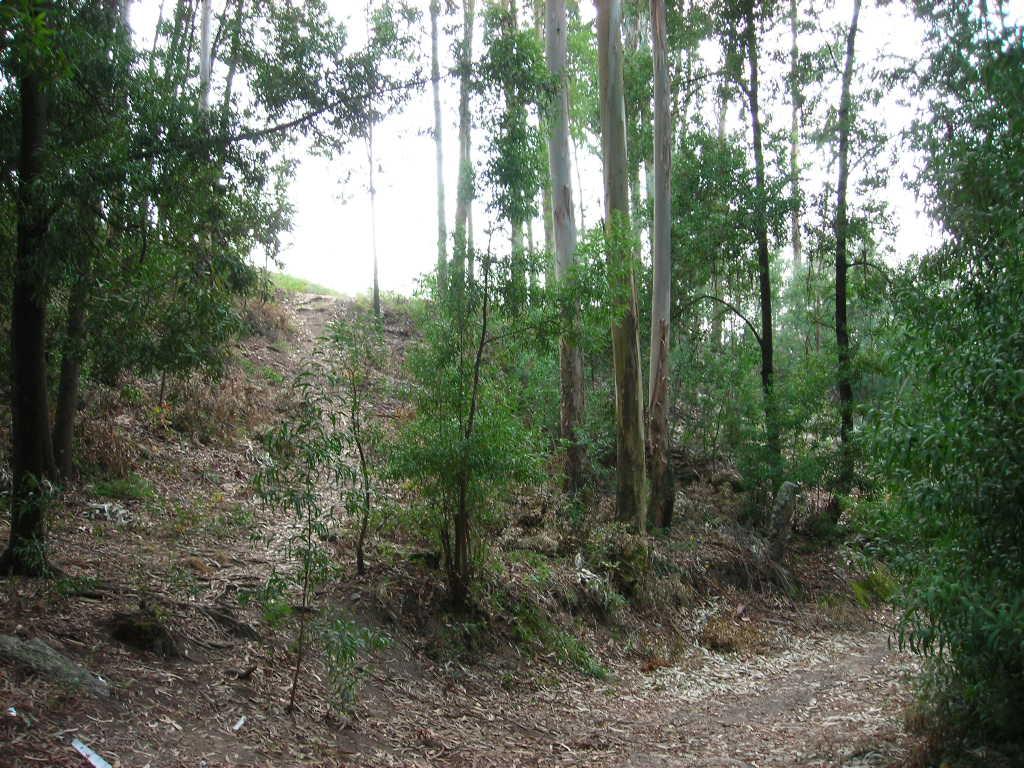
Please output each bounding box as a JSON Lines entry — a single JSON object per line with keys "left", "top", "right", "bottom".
{"left": 2, "top": 0, "right": 1021, "bottom": 756}
{"left": 862, "top": 3, "right": 1024, "bottom": 742}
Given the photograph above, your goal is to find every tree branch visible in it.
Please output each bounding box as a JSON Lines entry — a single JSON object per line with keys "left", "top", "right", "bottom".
{"left": 692, "top": 293, "right": 762, "bottom": 346}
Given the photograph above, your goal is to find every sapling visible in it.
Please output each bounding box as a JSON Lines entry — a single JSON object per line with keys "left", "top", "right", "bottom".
{"left": 322, "top": 311, "right": 387, "bottom": 576}
{"left": 254, "top": 365, "right": 348, "bottom": 713}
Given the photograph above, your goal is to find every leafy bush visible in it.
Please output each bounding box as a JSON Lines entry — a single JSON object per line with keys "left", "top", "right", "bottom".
{"left": 861, "top": 8, "right": 1024, "bottom": 745}
{"left": 392, "top": 256, "right": 544, "bottom": 609}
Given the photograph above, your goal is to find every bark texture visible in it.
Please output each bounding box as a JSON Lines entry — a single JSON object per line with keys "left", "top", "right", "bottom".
{"left": 598, "top": 0, "right": 647, "bottom": 530}
{"left": 3, "top": 72, "right": 55, "bottom": 576}
{"left": 546, "top": 0, "right": 586, "bottom": 497}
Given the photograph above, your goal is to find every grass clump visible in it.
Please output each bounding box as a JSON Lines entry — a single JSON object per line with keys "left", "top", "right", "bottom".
{"left": 92, "top": 472, "right": 156, "bottom": 501}
{"left": 270, "top": 272, "right": 342, "bottom": 297}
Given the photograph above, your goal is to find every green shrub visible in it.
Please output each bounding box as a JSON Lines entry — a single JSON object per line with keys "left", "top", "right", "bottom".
{"left": 92, "top": 473, "right": 156, "bottom": 501}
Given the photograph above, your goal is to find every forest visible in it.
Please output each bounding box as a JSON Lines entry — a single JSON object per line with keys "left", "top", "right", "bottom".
{"left": 0, "top": 0, "right": 1021, "bottom": 766}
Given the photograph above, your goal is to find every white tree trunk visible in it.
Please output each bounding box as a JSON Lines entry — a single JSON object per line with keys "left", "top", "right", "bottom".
{"left": 199, "top": 0, "right": 212, "bottom": 111}
{"left": 431, "top": 0, "right": 448, "bottom": 287}
{"left": 546, "top": 0, "right": 586, "bottom": 495}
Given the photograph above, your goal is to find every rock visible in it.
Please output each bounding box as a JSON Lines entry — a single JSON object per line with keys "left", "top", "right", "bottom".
{"left": 107, "top": 607, "right": 180, "bottom": 658}
{"left": 0, "top": 634, "right": 110, "bottom": 697}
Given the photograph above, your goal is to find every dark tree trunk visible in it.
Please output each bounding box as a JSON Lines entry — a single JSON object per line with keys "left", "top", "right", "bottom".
{"left": 745, "top": 9, "right": 781, "bottom": 481}
{"left": 2, "top": 72, "right": 56, "bottom": 577}
{"left": 52, "top": 255, "right": 91, "bottom": 481}
{"left": 835, "top": 0, "right": 861, "bottom": 493}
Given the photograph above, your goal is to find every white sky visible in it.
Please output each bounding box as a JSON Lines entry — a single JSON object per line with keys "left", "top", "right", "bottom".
{"left": 126, "top": 0, "right": 1021, "bottom": 297}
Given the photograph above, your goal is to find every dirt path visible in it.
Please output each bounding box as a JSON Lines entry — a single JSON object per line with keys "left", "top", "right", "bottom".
{"left": 0, "top": 292, "right": 918, "bottom": 768}
{"left": 277, "top": 294, "right": 919, "bottom": 768}
{"left": 350, "top": 625, "right": 915, "bottom": 767}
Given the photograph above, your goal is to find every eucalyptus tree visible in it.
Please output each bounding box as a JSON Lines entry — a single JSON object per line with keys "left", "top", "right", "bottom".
{"left": 833, "top": 0, "right": 861, "bottom": 492}
{"left": 598, "top": 0, "right": 647, "bottom": 529}
{"left": 452, "top": 0, "right": 477, "bottom": 296}
{"left": 716, "top": 0, "right": 781, "bottom": 482}
{"left": 647, "top": 0, "right": 672, "bottom": 528}
{"left": 545, "top": 0, "right": 586, "bottom": 495}
{"left": 477, "top": 1, "right": 548, "bottom": 314}
{"left": 787, "top": 0, "right": 802, "bottom": 272}
{"left": 431, "top": 0, "right": 448, "bottom": 291}
{"left": 1, "top": 1, "right": 64, "bottom": 575}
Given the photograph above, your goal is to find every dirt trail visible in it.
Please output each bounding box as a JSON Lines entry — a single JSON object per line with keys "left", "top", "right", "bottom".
{"left": 0, "top": 292, "right": 918, "bottom": 768}
{"left": 277, "top": 294, "right": 919, "bottom": 768}
{"left": 353, "top": 626, "right": 914, "bottom": 767}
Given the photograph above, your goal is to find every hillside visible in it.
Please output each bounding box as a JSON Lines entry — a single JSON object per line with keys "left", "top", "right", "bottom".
{"left": 0, "top": 291, "right": 922, "bottom": 768}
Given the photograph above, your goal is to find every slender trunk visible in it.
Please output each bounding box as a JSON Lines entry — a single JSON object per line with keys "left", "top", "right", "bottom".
{"left": 221, "top": 0, "right": 245, "bottom": 118}
{"left": 546, "top": 0, "right": 586, "bottom": 497}
{"left": 572, "top": 133, "right": 586, "bottom": 230}
{"left": 2, "top": 72, "right": 55, "bottom": 577}
{"left": 353, "top": 413, "right": 372, "bottom": 577}
{"left": 431, "top": 0, "right": 448, "bottom": 290}
{"left": 506, "top": 5, "right": 528, "bottom": 312}
{"left": 788, "top": 0, "right": 802, "bottom": 273}
{"left": 534, "top": 2, "right": 556, "bottom": 286}
{"left": 368, "top": 128, "right": 380, "bottom": 317}
{"left": 647, "top": 0, "right": 673, "bottom": 529}
{"left": 835, "top": 0, "right": 861, "bottom": 493}
{"left": 541, "top": 187, "right": 555, "bottom": 284}
{"left": 745, "top": 8, "right": 781, "bottom": 480}
{"left": 452, "top": 0, "right": 476, "bottom": 302}
{"left": 53, "top": 254, "right": 91, "bottom": 481}
{"left": 711, "top": 88, "right": 728, "bottom": 349}
{"left": 199, "top": 0, "right": 212, "bottom": 111}
{"left": 452, "top": 256, "right": 491, "bottom": 610}
{"left": 598, "top": 0, "right": 647, "bottom": 530}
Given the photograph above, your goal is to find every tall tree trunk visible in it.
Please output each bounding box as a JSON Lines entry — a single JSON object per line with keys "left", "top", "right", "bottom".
{"left": 744, "top": 8, "right": 781, "bottom": 481}
{"left": 534, "top": 1, "right": 556, "bottom": 286}
{"left": 52, "top": 2, "right": 129, "bottom": 486}
{"left": 221, "top": 0, "right": 245, "bottom": 118}
{"left": 788, "top": 0, "right": 802, "bottom": 273}
{"left": 572, "top": 133, "right": 586, "bottom": 230}
{"left": 453, "top": 0, "right": 476, "bottom": 302}
{"left": 647, "top": 0, "right": 673, "bottom": 529}
{"left": 199, "top": 0, "right": 212, "bottom": 111}
{"left": 431, "top": 0, "right": 448, "bottom": 291}
{"left": 546, "top": 0, "right": 586, "bottom": 497}
{"left": 505, "top": 3, "right": 529, "bottom": 312}
{"left": 52, "top": 253, "right": 91, "bottom": 481}
{"left": 541, "top": 187, "right": 555, "bottom": 283}
{"left": 368, "top": 127, "right": 380, "bottom": 317}
{"left": 598, "top": 0, "right": 647, "bottom": 530}
{"left": 711, "top": 87, "right": 728, "bottom": 349}
{"left": 835, "top": 0, "right": 861, "bottom": 493}
{"left": 2, "top": 71, "right": 55, "bottom": 577}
